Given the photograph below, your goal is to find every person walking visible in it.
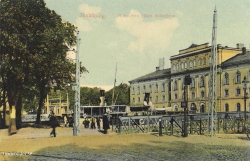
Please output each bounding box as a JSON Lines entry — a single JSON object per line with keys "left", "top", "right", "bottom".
{"left": 96, "top": 117, "right": 101, "bottom": 130}
{"left": 49, "top": 113, "right": 59, "bottom": 137}
{"left": 90, "top": 116, "right": 96, "bottom": 129}
{"left": 63, "top": 115, "right": 68, "bottom": 127}
{"left": 102, "top": 113, "right": 110, "bottom": 134}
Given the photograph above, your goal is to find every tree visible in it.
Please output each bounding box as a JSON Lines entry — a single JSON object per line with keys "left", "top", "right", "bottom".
{"left": 80, "top": 87, "right": 102, "bottom": 106}
{"left": 105, "top": 83, "right": 130, "bottom": 105}
{"left": 0, "top": 0, "right": 85, "bottom": 132}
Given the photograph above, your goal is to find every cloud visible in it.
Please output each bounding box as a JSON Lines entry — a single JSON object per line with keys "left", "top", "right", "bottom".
{"left": 76, "top": 4, "right": 103, "bottom": 32}
{"left": 115, "top": 10, "right": 179, "bottom": 53}
{"left": 79, "top": 4, "right": 101, "bottom": 14}
{"left": 76, "top": 17, "right": 92, "bottom": 31}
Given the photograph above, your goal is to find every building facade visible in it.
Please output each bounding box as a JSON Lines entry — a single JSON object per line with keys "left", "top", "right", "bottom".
{"left": 129, "top": 43, "right": 250, "bottom": 113}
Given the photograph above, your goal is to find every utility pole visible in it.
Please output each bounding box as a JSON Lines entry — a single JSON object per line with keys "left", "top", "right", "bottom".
{"left": 73, "top": 31, "right": 81, "bottom": 136}
{"left": 208, "top": 7, "right": 217, "bottom": 137}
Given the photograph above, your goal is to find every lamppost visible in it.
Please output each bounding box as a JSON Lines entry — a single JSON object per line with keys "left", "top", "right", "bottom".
{"left": 242, "top": 76, "right": 248, "bottom": 125}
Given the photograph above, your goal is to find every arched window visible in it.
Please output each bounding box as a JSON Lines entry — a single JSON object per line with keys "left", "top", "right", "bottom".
{"left": 191, "top": 92, "right": 195, "bottom": 98}
{"left": 184, "top": 62, "right": 187, "bottom": 69}
{"left": 200, "top": 104, "right": 205, "bottom": 113}
{"left": 225, "top": 103, "right": 229, "bottom": 112}
{"left": 235, "top": 71, "right": 241, "bottom": 83}
{"left": 173, "top": 105, "right": 178, "bottom": 111}
{"left": 176, "top": 64, "right": 179, "bottom": 70}
{"left": 224, "top": 72, "right": 229, "bottom": 85}
{"left": 200, "top": 76, "right": 204, "bottom": 87}
{"left": 193, "top": 60, "right": 196, "bottom": 67}
{"left": 236, "top": 103, "right": 241, "bottom": 111}
{"left": 181, "top": 63, "right": 184, "bottom": 69}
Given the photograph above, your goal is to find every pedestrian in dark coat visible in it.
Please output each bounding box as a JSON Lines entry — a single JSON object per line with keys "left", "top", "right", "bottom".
{"left": 102, "top": 113, "right": 109, "bottom": 134}
{"left": 96, "top": 117, "right": 101, "bottom": 130}
{"left": 49, "top": 113, "right": 59, "bottom": 137}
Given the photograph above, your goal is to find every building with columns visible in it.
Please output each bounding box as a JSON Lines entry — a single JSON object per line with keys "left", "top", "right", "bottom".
{"left": 129, "top": 43, "right": 250, "bottom": 113}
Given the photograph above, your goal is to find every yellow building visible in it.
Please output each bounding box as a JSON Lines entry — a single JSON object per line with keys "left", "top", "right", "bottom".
{"left": 129, "top": 43, "right": 250, "bottom": 113}
{"left": 129, "top": 67, "right": 171, "bottom": 109}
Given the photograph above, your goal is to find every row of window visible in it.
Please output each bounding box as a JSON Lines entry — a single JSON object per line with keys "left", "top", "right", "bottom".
{"left": 173, "top": 71, "right": 250, "bottom": 91}
{"left": 172, "top": 57, "right": 212, "bottom": 72}
{"left": 131, "top": 83, "right": 166, "bottom": 95}
{"left": 173, "top": 87, "right": 250, "bottom": 99}
{"left": 131, "top": 95, "right": 166, "bottom": 103}
{"left": 172, "top": 103, "right": 250, "bottom": 112}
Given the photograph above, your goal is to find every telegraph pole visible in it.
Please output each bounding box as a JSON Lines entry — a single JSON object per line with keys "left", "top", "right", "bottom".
{"left": 208, "top": 7, "right": 217, "bottom": 137}
{"left": 73, "top": 31, "right": 81, "bottom": 136}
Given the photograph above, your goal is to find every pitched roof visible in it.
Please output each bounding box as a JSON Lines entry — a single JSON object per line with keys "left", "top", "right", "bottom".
{"left": 221, "top": 51, "right": 250, "bottom": 67}
{"left": 129, "top": 68, "right": 171, "bottom": 83}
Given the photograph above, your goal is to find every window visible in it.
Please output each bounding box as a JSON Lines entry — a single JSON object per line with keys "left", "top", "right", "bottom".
{"left": 236, "top": 88, "right": 241, "bottom": 95}
{"left": 176, "top": 64, "right": 179, "bottom": 71}
{"left": 162, "top": 95, "right": 165, "bottom": 101}
{"left": 172, "top": 65, "right": 176, "bottom": 71}
{"left": 155, "top": 83, "right": 158, "bottom": 93}
{"left": 143, "top": 85, "right": 146, "bottom": 94}
{"left": 161, "top": 83, "right": 165, "bottom": 92}
{"left": 191, "top": 92, "right": 195, "bottom": 98}
{"left": 225, "top": 103, "right": 229, "bottom": 112}
{"left": 184, "top": 62, "right": 187, "bottom": 69}
{"left": 149, "top": 85, "right": 152, "bottom": 93}
{"left": 174, "top": 105, "right": 178, "bottom": 111}
{"left": 235, "top": 71, "right": 241, "bottom": 83}
{"left": 173, "top": 80, "right": 178, "bottom": 90}
{"left": 199, "top": 59, "right": 202, "bottom": 66}
{"left": 174, "top": 94, "right": 178, "bottom": 99}
{"left": 137, "top": 86, "right": 140, "bottom": 95}
{"left": 182, "top": 93, "right": 184, "bottom": 99}
{"left": 181, "top": 63, "right": 184, "bottom": 69}
{"left": 224, "top": 89, "right": 229, "bottom": 97}
{"left": 191, "top": 78, "right": 195, "bottom": 88}
{"left": 132, "top": 87, "right": 135, "bottom": 95}
{"left": 182, "top": 79, "right": 185, "bottom": 90}
{"left": 201, "top": 91, "right": 205, "bottom": 98}
{"left": 190, "top": 61, "right": 193, "bottom": 68}
{"left": 138, "top": 97, "right": 140, "bottom": 102}
{"left": 209, "top": 56, "right": 212, "bottom": 64}
{"left": 236, "top": 103, "right": 241, "bottom": 111}
{"left": 193, "top": 60, "right": 196, "bottom": 67}
{"left": 200, "top": 76, "right": 204, "bottom": 87}
{"left": 155, "top": 96, "right": 158, "bottom": 102}
{"left": 224, "top": 73, "right": 229, "bottom": 85}
{"left": 203, "top": 58, "right": 206, "bottom": 65}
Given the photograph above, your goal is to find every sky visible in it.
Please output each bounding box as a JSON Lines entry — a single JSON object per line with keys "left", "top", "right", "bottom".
{"left": 45, "top": 0, "right": 250, "bottom": 91}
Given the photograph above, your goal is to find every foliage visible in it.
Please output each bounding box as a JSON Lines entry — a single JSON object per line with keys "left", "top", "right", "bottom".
{"left": 80, "top": 87, "right": 102, "bottom": 106}
{"left": 105, "top": 83, "right": 130, "bottom": 105}
{"left": 0, "top": 0, "right": 86, "bottom": 127}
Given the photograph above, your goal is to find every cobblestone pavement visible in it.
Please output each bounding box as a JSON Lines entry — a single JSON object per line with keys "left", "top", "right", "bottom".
{"left": 0, "top": 126, "right": 250, "bottom": 161}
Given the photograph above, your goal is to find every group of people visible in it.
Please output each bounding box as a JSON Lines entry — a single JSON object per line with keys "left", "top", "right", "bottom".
{"left": 49, "top": 112, "right": 110, "bottom": 137}
{"left": 82, "top": 114, "right": 110, "bottom": 134}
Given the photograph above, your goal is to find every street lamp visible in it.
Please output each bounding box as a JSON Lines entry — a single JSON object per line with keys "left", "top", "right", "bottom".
{"left": 242, "top": 76, "right": 248, "bottom": 124}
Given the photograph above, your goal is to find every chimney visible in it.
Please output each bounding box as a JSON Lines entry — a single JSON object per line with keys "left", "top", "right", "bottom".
{"left": 237, "top": 43, "right": 244, "bottom": 49}
{"left": 242, "top": 47, "right": 246, "bottom": 54}
{"left": 156, "top": 67, "right": 160, "bottom": 71}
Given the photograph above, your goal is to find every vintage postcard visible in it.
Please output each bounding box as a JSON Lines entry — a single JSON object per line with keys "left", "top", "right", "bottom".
{"left": 0, "top": 0, "right": 250, "bottom": 160}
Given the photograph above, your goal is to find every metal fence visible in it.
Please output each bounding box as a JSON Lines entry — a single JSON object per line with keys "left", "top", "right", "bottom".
{"left": 111, "top": 111, "right": 250, "bottom": 136}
